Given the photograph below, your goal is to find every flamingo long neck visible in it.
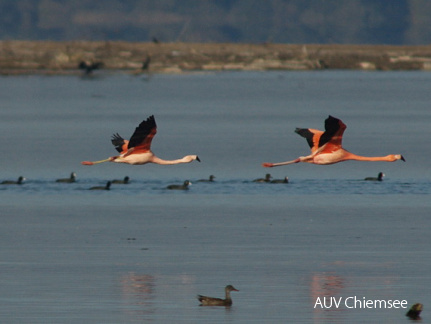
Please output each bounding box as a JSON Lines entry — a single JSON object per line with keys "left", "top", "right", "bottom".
{"left": 151, "top": 155, "right": 195, "bottom": 165}
{"left": 342, "top": 152, "right": 397, "bottom": 162}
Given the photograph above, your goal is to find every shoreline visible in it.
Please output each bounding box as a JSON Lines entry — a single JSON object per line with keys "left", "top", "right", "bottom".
{"left": 1, "top": 41, "right": 431, "bottom": 75}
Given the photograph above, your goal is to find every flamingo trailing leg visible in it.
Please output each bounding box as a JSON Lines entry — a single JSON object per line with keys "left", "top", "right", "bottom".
{"left": 262, "top": 115, "right": 405, "bottom": 167}
{"left": 82, "top": 115, "right": 200, "bottom": 166}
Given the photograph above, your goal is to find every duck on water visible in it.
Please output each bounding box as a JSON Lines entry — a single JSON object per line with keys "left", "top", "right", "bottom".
{"left": 271, "top": 176, "right": 289, "bottom": 183}
{"left": 197, "top": 285, "right": 239, "bottom": 306}
{"left": 253, "top": 173, "right": 272, "bottom": 183}
{"left": 56, "top": 172, "right": 76, "bottom": 183}
{"left": 197, "top": 175, "right": 215, "bottom": 182}
{"left": 1, "top": 176, "right": 25, "bottom": 185}
{"left": 364, "top": 172, "right": 384, "bottom": 181}
{"left": 112, "top": 176, "right": 130, "bottom": 184}
{"left": 167, "top": 180, "right": 191, "bottom": 190}
{"left": 89, "top": 181, "right": 111, "bottom": 190}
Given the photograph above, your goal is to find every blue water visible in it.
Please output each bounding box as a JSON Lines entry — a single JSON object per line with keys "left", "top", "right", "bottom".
{"left": 0, "top": 71, "right": 430, "bottom": 323}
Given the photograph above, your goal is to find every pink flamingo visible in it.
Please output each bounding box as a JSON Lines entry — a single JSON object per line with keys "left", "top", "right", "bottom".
{"left": 81, "top": 115, "right": 200, "bottom": 166}
{"left": 262, "top": 115, "right": 405, "bottom": 167}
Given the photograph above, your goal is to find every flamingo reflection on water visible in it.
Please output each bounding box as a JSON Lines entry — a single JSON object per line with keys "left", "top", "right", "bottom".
{"left": 263, "top": 115, "right": 405, "bottom": 167}
{"left": 82, "top": 115, "right": 200, "bottom": 166}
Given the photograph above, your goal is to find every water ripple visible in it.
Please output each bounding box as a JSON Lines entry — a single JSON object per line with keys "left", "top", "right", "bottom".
{"left": 1, "top": 178, "right": 430, "bottom": 196}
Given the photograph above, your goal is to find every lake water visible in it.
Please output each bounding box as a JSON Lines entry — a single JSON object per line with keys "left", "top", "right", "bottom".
{"left": 0, "top": 71, "right": 430, "bottom": 323}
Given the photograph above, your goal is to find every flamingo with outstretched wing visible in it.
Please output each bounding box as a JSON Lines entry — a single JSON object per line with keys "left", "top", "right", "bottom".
{"left": 263, "top": 115, "right": 404, "bottom": 167}
{"left": 82, "top": 115, "right": 200, "bottom": 166}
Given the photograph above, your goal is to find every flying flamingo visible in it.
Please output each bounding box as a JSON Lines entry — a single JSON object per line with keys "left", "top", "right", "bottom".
{"left": 262, "top": 115, "right": 405, "bottom": 167}
{"left": 81, "top": 115, "right": 200, "bottom": 166}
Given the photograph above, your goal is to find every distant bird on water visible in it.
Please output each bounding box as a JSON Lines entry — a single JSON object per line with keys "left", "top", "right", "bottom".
{"left": 364, "top": 172, "right": 384, "bottom": 181}
{"left": 56, "top": 172, "right": 76, "bottom": 183}
{"left": 89, "top": 181, "right": 111, "bottom": 190}
{"left": 197, "top": 285, "right": 239, "bottom": 306}
{"left": 406, "top": 303, "right": 423, "bottom": 320}
{"left": 271, "top": 176, "right": 289, "bottom": 183}
{"left": 197, "top": 175, "right": 215, "bottom": 182}
{"left": 167, "top": 180, "right": 191, "bottom": 190}
{"left": 81, "top": 115, "right": 200, "bottom": 166}
{"left": 112, "top": 176, "right": 130, "bottom": 184}
{"left": 142, "top": 55, "right": 151, "bottom": 71}
{"left": 1, "top": 176, "right": 25, "bottom": 185}
{"left": 262, "top": 115, "right": 405, "bottom": 167}
{"left": 78, "top": 61, "right": 104, "bottom": 75}
{"left": 253, "top": 173, "right": 272, "bottom": 183}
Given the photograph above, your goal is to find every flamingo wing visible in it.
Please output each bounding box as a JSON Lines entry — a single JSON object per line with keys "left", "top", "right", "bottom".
{"left": 127, "top": 115, "right": 157, "bottom": 153}
{"left": 318, "top": 115, "right": 347, "bottom": 153}
{"left": 295, "top": 128, "right": 324, "bottom": 153}
{"left": 295, "top": 115, "right": 346, "bottom": 154}
{"left": 111, "top": 133, "right": 129, "bottom": 153}
{"left": 319, "top": 115, "right": 346, "bottom": 146}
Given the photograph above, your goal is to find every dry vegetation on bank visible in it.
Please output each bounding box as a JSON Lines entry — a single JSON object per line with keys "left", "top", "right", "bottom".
{"left": 1, "top": 41, "right": 431, "bottom": 75}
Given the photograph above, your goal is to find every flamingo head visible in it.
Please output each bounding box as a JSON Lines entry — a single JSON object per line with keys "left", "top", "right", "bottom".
{"left": 392, "top": 154, "right": 405, "bottom": 162}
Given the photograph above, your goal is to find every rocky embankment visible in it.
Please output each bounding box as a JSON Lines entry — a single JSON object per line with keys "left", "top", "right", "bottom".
{"left": 1, "top": 41, "right": 431, "bottom": 75}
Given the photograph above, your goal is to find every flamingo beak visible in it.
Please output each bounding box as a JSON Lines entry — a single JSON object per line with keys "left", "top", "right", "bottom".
{"left": 196, "top": 156, "right": 201, "bottom": 162}
{"left": 401, "top": 155, "right": 406, "bottom": 162}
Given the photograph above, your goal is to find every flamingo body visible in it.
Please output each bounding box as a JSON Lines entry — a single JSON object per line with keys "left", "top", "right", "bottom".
{"left": 263, "top": 116, "right": 405, "bottom": 167}
{"left": 81, "top": 115, "right": 200, "bottom": 166}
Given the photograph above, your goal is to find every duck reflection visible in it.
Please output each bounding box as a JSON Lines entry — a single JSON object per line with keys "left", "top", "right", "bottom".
{"left": 310, "top": 272, "right": 345, "bottom": 315}
{"left": 120, "top": 273, "right": 155, "bottom": 316}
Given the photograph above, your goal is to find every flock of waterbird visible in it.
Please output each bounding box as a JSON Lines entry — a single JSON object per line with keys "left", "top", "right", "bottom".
{"left": 0, "top": 170, "right": 386, "bottom": 191}
{"left": 2, "top": 114, "right": 420, "bottom": 314}
{"left": 2, "top": 115, "right": 404, "bottom": 189}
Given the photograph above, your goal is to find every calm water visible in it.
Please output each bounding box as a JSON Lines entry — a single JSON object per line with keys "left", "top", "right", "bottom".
{"left": 1, "top": 71, "right": 430, "bottom": 323}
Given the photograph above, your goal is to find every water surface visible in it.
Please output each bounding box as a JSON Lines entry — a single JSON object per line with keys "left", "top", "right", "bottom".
{"left": 0, "top": 71, "right": 430, "bottom": 323}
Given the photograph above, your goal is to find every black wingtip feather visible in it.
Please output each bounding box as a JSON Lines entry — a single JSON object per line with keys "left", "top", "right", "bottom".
{"left": 319, "top": 115, "right": 342, "bottom": 147}
{"left": 128, "top": 115, "right": 157, "bottom": 149}
{"left": 111, "top": 133, "right": 125, "bottom": 153}
{"left": 295, "top": 128, "right": 315, "bottom": 149}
